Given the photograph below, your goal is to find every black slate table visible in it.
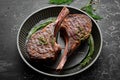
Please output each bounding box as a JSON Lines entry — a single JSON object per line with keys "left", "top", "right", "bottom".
{"left": 0, "top": 0, "right": 120, "bottom": 80}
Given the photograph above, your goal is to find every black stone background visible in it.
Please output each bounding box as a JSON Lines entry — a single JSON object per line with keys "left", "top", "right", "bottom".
{"left": 0, "top": 0, "right": 120, "bottom": 80}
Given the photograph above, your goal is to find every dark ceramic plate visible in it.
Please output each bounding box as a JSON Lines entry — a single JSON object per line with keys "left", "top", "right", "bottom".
{"left": 17, "top": 5, "right": 102, "bottom": 77}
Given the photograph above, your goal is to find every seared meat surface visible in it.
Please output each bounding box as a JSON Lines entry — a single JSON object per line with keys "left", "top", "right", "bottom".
{"left": 61, "top": 14, "right": 92, "bottom": 52}
{"left": 27, "top": 7, "right": 69, "bottom": 60}
{"left": 26, "top": 7, "right": 92, "bottom": 70}
{"left": 57, "top": 14, "right": 92, "bottom": 70}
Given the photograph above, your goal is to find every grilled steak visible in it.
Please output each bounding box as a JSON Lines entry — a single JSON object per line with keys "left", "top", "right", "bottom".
{"left": 27, "top": 7, "right": 69, "bottom": 60}
{"left": 57, "top": 14, "right": 92, "bottom": 70}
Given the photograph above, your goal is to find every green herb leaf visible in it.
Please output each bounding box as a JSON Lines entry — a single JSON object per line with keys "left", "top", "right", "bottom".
{"left": 80, "top": 57, "right": 92, "bottom": 66}
{"left": 88, "top": 34, "right": 94, "bottom": 57}
{"left": 90, "top": 14, "right": 103, "bottom": 20}
{"left": 80, "top": 34, "right": 94, "bottom": 67}
{"left": 81, "top": 0, "right": 102, "bottom": 20}
{"left": 39, "top": 36, "right": 48, "bottom": 45}
{"left": 81, "top": 5, "right": 93, "bottom": 14}
{"left": 27, "top": 18, "right": 56, "bottom": 38}
{"left": 51, "top": 37, "right": 55, "bottom": 46}
{"left": 49, "top": 0, "right": 73, "bottom": 5}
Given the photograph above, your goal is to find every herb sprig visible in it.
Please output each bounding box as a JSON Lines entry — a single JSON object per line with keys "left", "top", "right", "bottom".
{"left": 39, "top": 37, "right": 48, "bottom": 45}
{"left": 28, "top": 18, "right": 56, "bottom": 38}
{"left": 49, "top": 0, "right": 73, "bottom": 5}
{"left": 81, "top": 0, "right": 102, "bottom": 20}
{"left": 80, "top": 34, "right": 94, "bottom": 67}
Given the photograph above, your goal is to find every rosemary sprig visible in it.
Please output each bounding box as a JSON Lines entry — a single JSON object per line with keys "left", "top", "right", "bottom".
{"left": 80, "top": 34, "right": 94, "bottom": 67}
{"left": 28, "top": 18, "right": 56, "bottom": 38}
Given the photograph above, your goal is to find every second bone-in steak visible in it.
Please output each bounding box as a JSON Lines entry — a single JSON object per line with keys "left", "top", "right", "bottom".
{"left": 27, "top": 7, "right": 69, "bottom": 60}
{"left": 57, "top": 14, "right": 92, "bottom": 70}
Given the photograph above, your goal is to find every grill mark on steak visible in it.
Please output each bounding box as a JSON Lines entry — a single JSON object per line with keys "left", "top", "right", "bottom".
{"left": 26, "top": 7, "right": 92, "bottom": 71}
{"left": 64, "top": 16, "right": 77, "bottom": 39}
{"left": 56, "top": 14, "right": 92, "bottom": 70}
{"left": 69, "top": 15, "right": 81, "bottom": 40}
{"left": 27, "top": 7, "right": 69, "bottom": 60}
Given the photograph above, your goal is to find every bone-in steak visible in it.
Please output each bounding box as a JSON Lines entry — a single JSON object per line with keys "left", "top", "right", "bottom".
{"left": 57, "top": 14, "right": 92, "bottom": 70}
{"left": 27, "top": 7, "right": 69, "bottom": 60}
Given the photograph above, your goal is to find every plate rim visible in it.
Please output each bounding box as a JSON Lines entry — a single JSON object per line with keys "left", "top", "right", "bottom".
{"left": 17, "top": 5, "right": 103, "bottom": 77}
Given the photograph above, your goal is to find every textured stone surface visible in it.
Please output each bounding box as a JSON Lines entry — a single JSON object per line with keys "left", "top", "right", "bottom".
{"left": 0, "top": 0, "right": 120, "bottom": 80}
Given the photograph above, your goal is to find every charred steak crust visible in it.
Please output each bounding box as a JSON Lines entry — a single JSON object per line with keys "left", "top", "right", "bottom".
{"left": 26, "top": 7, "right": 69, "bottom": 60}
{"left": 56, "top": 14, "right": 92, "bottom": 70}
{"left": 26, "top": 7, "right": 92, "bottom": 70}
{"left": 61, "top": 14, "right": 92, "bottom": 53}
{"left": 27, "top": 23, "right": 60, "bottom": 60}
